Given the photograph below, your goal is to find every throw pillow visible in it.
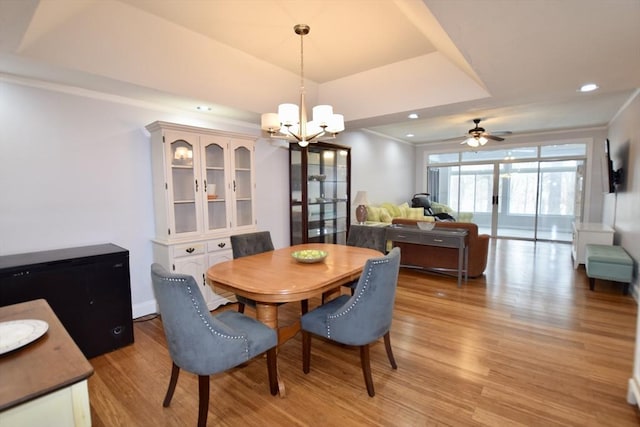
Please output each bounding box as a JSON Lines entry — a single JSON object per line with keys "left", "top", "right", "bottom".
{"left": 431, "top": 202, "right": 453, "bottom": 214}
{"left": 379, "top": 208, "right": 393, "bottom": 223}
{"left": 381, "top": 202, "right": 402, "bottom": 218}
{"left": 366, "top": 206, "right": 381, "bottom": 222}
{"left": 406, "top": 207, "right": 426, "bottom": 219}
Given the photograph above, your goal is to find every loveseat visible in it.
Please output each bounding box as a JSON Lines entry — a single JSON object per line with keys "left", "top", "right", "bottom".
{"left": 390, "top": 218, "right": 490, "bottom": 277}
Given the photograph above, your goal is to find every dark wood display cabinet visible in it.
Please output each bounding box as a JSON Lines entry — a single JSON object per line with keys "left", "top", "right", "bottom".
{"left": 290, "top": 142, "right": 351, "bottom": 245}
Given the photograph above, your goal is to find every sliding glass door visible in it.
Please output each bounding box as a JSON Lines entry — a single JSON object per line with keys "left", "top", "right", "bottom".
{"left": 496, "top": 161, "right": 538, "bottom": 239}
{"left": 426, "top": 143, "right": 586, "bottom": 242}
{"left": 535, "top": 160, "right": 584, "bottom": 241}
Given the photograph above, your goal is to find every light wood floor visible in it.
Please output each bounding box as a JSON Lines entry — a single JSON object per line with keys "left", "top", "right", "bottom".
{"left": 88, "top": 239, "right": 640, "bottom": 426}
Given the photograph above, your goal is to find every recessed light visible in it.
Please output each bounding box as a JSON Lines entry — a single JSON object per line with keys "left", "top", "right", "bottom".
{"left": 406, "top": 133, "right": 415, "bottom": 138}
{"left": 579, "top": 83, "right": 599, "bottom": 93}
{"left": 408, "top": 113, "right": 419, "bottom": 119}
{"left": 197, "top": 105, "right": 212, "bottom": 111}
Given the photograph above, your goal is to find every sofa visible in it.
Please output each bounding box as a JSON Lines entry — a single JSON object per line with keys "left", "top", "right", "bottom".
{"left": 390, "top": 218, "right": 490, "bottom": 277}
{"left": 365, "top": 202, "right": 436, "bottom": 225}
{"left": 366, "top": 201, "right": 473, "bottom": 224}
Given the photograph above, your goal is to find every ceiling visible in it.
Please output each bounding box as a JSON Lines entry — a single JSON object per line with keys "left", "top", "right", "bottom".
{"left": 1, "top": 0, "right": 639, "bottom": 145}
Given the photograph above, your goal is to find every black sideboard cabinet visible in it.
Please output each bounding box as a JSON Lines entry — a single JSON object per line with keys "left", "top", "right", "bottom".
{"left": 0, "top": 243, "right": 134, "bottom": 358}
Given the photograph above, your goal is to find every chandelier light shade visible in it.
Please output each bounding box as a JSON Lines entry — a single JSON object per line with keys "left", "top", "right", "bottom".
{"left": 261, "top": 24, "right": 345, "bottom": 147}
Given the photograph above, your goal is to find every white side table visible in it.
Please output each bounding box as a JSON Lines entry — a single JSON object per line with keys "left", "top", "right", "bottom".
{"left": 571, "top": 222, "right": 614, "bottom": 269}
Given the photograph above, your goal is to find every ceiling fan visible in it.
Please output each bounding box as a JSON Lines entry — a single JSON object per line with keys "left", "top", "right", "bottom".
{"left": 461, "top": 118, "right": 509, "bottom": 147}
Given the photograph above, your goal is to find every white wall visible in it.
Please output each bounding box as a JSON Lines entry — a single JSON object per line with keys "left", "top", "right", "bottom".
{"left": 608, "top": 90, "right": 640, "bottom": 268}
{"left": 606, "top": 91, "right": 640, "bottom": 406}
{"left": 0, "top": 79, "right": 414, "bottom": 318}
{"left": 339, "top": 130, "right": 416, "bottom": 207}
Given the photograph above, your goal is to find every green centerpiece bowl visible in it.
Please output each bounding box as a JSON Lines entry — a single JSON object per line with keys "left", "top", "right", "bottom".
{"left": 291, "top": 249, "right": 328, "bottom": 264}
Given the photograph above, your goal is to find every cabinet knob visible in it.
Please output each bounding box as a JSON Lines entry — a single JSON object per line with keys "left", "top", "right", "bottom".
{"left": 186, "top": 247, "right": 195, "bottom": 254}
{"left": 218, "top": 242, "right": 226, "bottom": 248}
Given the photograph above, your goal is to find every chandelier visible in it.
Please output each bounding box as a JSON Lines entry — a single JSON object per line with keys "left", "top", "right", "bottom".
{"left": 261, "top": 24, "right": 344, "bottom": 147}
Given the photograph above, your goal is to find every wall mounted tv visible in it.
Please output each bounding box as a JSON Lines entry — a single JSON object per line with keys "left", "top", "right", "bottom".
{"left": 602, "top": 138, "right": 623, "bottom": 193}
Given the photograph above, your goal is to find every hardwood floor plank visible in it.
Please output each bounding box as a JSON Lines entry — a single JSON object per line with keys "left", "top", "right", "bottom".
{"left": 86, "top": 240, "right": 640, "bottom": 426}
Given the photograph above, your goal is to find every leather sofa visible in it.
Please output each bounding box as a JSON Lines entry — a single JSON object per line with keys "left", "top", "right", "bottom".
{"left": 390, "top": 218, "right": 490, "bottom": 277}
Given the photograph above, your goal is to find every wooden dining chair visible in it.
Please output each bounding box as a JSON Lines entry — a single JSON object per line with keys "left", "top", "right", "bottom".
{"left": 301, "top": 247, "right": 401, "bottom": 397}
{"left": 230, "top": 231, "right": 308, "bottom": 314}
{"left": 151, "top": 264, "right": 278, "bottom": 427}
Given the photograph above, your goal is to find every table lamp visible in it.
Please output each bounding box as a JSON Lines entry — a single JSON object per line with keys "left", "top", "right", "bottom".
{"left": 353, "top": 191, "right": 369, "bottom": 224}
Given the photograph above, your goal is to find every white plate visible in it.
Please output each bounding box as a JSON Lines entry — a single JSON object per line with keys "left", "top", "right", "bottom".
{"left": 0, "top": 319, "right": 49, "bottom": 355}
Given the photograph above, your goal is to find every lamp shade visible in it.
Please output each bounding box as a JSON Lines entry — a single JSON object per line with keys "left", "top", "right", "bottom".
{"left": 312, "top": 105, "right": 333, "bottom": 125}
{"left": 353, "top": 191, "right": 369, "bottom": 206}
{"left": 261, "top": 113, "right": 280, "bottom": 131}
{"left": 278, "top": 103, "right": 299, "bottom": 126}
{"left": 327, "top": 114, "right": 345, "bottom": 133}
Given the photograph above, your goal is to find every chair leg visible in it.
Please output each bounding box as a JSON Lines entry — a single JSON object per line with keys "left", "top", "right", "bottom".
{"left": 359, "top": 344, "right": 375, "bottom": 397}
{"left": 197, "top": 375, "right": 210, "bottom": 427}
{"left": 266, "top": 348, "right": 278, "bottom": 396}
{"left": 384, "top": 331, "right": 398, "bottom": 369}
{"left": 302, "top": 331, "right": 311, "bottom": 374}
{"left": 237, "top": 302, "right": 245, "bottom": 313}
{"left": 163, "top": 362, "right": 180, "bottom": 407}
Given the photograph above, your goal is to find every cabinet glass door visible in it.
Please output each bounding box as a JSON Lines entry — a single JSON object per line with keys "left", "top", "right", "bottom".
{"left": 306, "top": 145, "right": 349, "bottom": 244}
{"left": 203, "top": 138, "right": 228, "bottom": 231}
{"left": 289, "top": 143, "right": 350, "bottom": 245}
{"left": 334, "top": 149, "right": 349, "bottom": 243}
{"left": 232, "top": 143, "right": 254, "bottom": 227}
{"left": 169, "top": 137, "right": 199, "bottom": 234}
{"left": 290, "top": 149, "right": 304, "bottom": 244}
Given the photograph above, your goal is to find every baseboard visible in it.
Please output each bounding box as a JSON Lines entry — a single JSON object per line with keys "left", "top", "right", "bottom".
{"left": 628, "top": 377, "right": 640, "bottom": 406}
{"left": 132, "top": 299, "right": 158, "bottom": 319}
{"left": 132, "top": 296, "right": 233, "bottom": 319}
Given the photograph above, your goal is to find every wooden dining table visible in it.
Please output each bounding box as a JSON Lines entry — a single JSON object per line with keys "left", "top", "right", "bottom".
{"left": 205, "top": 242, "right": 382, "bottom": 395}
{"left": 0, "top": 299, "right": 94, "bottom": 425}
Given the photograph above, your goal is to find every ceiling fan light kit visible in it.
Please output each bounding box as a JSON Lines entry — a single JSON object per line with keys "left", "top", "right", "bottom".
{"left": 462, "top": 118, "right": 505, "bottom": 147}
{"left": 261, "top": 24, "right": 345, "bottom": 147}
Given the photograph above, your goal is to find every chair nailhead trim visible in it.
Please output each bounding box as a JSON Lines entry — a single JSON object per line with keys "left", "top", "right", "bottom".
{"left": 325, "top": 258, "right": 389, "bottom": 339}
{"left": 166, "top": 276, "right": 250, "bottom": 357}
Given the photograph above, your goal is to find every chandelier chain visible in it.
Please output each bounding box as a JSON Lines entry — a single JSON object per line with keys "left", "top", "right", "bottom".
{"left": 299, "top": 29, "right": 305, "bottom": 93}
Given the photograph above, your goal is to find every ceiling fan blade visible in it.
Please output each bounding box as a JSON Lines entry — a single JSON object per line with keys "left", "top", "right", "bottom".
{"left": 486, "top": 134, "right": 505, "bottom": 142}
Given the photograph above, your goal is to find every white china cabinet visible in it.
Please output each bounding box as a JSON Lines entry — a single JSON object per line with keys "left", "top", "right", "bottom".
{"left": 147, "top": 121, "right": 256, "bottom": 309}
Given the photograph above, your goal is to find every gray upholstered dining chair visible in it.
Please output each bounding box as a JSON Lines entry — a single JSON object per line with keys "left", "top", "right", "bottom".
{"left": 345, "top": 224, "right": 388, "bottom": 291}
{"left": 230, "top": 231, "right": 308, "bottom": 314}
{"left": 322, "top": 224, "right": 388, "bottom": 303}
{"left": 301, "top": 247, "right": 401, "bottom": 397}
{"left": 151, "top": 263, "right": 278, "bottom": 427}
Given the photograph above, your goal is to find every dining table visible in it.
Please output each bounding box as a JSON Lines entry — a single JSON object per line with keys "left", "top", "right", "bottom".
{"left": 205, "top": 242, "right": 382, "bottom": 395}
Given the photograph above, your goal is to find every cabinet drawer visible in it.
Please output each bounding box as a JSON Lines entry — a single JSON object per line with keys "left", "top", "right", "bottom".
{"left": 421, "top": 234, "right": 459, "bottom": 248}
{"left": 386, "top": 229, "right": 421, "bottom": 244}
{"left": 173, "top": 243, "right": 205, "bottom": 258}
{"left": 207, "top": 238, "right": 231, "bottom": 253}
